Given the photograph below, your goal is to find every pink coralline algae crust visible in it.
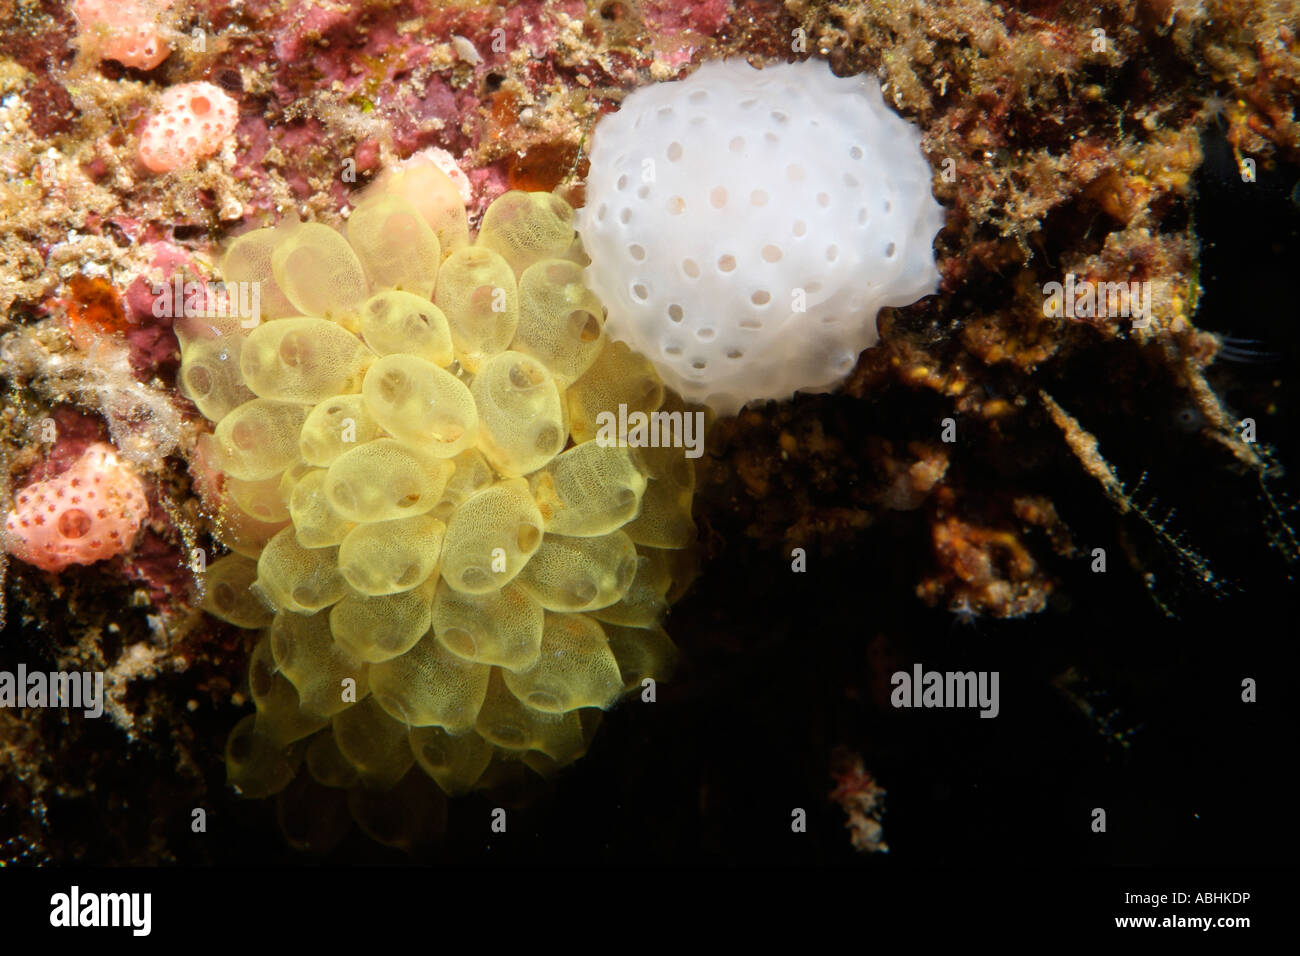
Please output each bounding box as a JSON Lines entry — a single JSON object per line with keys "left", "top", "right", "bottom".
{"left": 642, "top": 0, "right": 734, "bottom": 36}
{"left": 138, "top": 82, "right": 240, "bottom": 174}
{"left": 4, "top": 443, "right": 149, "bottom": 573}
{"left": 73, "top": 0, "right": 176, "bottom": 71}
{"left": 123, "top": 242, "right": 206, "bottom": 381}
{"left": 217, "top": 0, "right": 584, "bottom": 203}
{"left": 23, "top": 408, "right": 110, "bottom": 483}
{"left": 121, "top": 514, "right": 190, "bottom": 606}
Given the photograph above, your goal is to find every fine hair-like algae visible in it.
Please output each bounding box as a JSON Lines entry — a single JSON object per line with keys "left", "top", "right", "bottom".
{"left": 184, "top": 160, "right": 700, "bottom": 850}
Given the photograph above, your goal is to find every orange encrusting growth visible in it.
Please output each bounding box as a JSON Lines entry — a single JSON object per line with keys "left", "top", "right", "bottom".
{"left": 61, "top": 275, "right": 131, "bottom": 350}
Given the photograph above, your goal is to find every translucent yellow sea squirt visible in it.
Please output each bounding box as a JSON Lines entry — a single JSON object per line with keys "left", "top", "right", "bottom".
{"left": 184, "top": 159, "right": 697, "bottom": 849}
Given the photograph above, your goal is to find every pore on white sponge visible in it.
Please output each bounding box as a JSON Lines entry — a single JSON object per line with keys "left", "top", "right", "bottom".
{"left": 577, "top": 58, "right": 946, "bottom": 415}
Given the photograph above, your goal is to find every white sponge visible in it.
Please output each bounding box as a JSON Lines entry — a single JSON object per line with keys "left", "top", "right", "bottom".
{"left": 577, "top": 58, "right": 946, "bottom": 415}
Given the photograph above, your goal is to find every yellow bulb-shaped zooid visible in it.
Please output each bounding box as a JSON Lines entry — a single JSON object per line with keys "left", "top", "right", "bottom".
{"left": 475, "top": 667, "right": 589, "bottom": 761}
{"left": 226, "top": 714, "right": 300, "bottom": 799}
{"left": 429, "top": 448, "right": 496, "bottom": 522}
{"left": 430, "top": 579, "right": 543, "bottom": 672}
{"left": 305, "top": 732, "right": 361, "bottom": 789}
{"left": 225, "top": 471, "right": 290, "bottom": 524}
{"left": 288, "top": 470, "right": 356, "bottom": 548}
{"left": 567, "top": 339, "right": 665, "bottom": 444}
{"left": 500, "top": 612, "right": 622, "bottom": 713}
{"left": 270, "top": 222, "right": 370, "bottom": 329}
{"left": 512, "top": 259, "right": 606, "bottom": 388}
{"left": 323, "top": 438, "right": 453, "bottom": 523}
{"left": 369, "top": 631, "right": 490, "bottom": 733}
{"left": 347, "top": 193, "right": 442, "bottom": 298}
{"left": 528, "top": 441, "right": 646, "bottom": 536}
{"left": 248, "top": 638, "right": 329, "bottom": 746}
{"left": 298, "top": 394, "right": 382, "bottom": 467}
{"left": 470, "top": 350, "right": 566, "bottom": 477}
{"left": 254, "top": 527, "right": 346, "bottom": 613}
{"left": 178, "top": 334, "right": 255, "bottom": 423}
{"left": 623, "top": 474, "right": 696, "bottom": 550}
{"left": 589, "top": 545, "right": 672, "bottom": 627}
{"left": 408, "top": 725, "right": 493, "bottom": 795}
{"left": 362, "top": 354, "right": 478, "bottom": 458}
{"left": 439, "top": 479, "right": 544, "bottom": 594}
{"left": 599, "top": 621, "right": 680, "bottom": 692}
{"left": 330, "top": 696, "right": 416, "bottom": 790}
{"left": 515, "top": 531, "right": 639, "bottom": 612}
{"left": 366, "top": 157, "right": 469, "bottom": 259}
{"left": 359, "top": 290, "right": 454, "bottom": 367}
{"left": 329, "top": 577, "right": 438, "bottom": 663}
{"left": 475, "top": 189, "right": 578, "bottom": 277}
{"left": 212, "top": 399, "right": 309, "bottom": 482}
{"left": 201, "top": 553, "right": 274, "bottom": 629}
{"left": 433, "top": 246, "right": 518, "bottom": 372}
{"left": 269, "top": 609, "right": 371, "bottom": 717}
{"left": 239, "top": 317, "right": 372, "bottom": 404}
{"left": 336, "top": 515, "right": 445, "bottom": 597}
{"left": 218, "top": 223, "right": 299, "bottom": 321}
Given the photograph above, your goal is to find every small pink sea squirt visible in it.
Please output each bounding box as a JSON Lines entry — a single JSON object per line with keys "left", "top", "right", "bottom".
{"left": 73, "top": 0, "right": 177, "bottom": 71}
{"left": 4, "top": 443, "right": 149, "bottom": 573}
{"left": 138, "top": 81, "right": 239, "bottom": 174}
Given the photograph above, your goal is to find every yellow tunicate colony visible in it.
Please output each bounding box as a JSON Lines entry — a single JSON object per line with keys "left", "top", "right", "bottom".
{"left": 183, "top": 159, "right": 699, "bottom": 850}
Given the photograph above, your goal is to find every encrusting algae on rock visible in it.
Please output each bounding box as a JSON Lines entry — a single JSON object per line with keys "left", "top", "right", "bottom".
{"left": 179, "top": 157, "right": 696, "bottom": 849}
